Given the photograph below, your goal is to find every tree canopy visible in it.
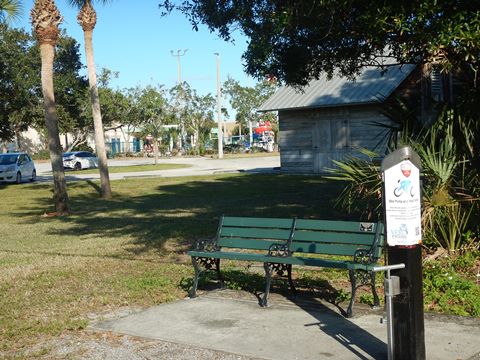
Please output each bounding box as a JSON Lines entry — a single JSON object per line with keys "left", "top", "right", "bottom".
{"left": 0, "top": 24, "right": 89, "bottom": 146}
{"left": 161, "top": 1, "right": 479, "bottom": 87}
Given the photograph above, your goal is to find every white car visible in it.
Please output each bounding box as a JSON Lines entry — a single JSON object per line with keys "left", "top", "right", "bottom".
{"left": 63, "top": 151, "right": 98, "bottom": 171}
{"left": 0, "top": 152, "right": 37, "bottom": 184}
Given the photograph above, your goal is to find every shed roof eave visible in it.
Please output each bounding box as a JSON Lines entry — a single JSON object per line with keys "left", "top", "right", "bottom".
{"left": 257, "top": 99, "right": 383, "bottom": 113}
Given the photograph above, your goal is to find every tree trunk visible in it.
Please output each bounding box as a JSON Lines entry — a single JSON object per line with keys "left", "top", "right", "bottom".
{"left": 153, "top": 139, "right": 159, "bottom": 165}
{"left": 121, "top": 127, "right": 131, "bottom": 153}
{"left": 84, "top": 28, "right": 112, "bottom": 199}
{"left": 194, "top": 128, "right": 200, "bottom": 153}
{"left": 40, "top": 43, "right": 70, "bottom": 214}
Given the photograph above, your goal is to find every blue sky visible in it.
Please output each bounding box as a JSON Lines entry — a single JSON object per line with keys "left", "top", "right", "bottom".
{"left": 16, "top": 0, "right": 254, "bottom": 96}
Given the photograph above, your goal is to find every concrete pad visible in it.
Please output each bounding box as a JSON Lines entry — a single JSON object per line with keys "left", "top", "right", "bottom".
{"left": 91, "top": 293, "right": 480, "bottom": 360}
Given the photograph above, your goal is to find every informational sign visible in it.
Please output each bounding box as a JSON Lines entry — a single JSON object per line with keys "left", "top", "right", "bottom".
{"left": 384, "top": 160, "right": 422, "bottom": 246}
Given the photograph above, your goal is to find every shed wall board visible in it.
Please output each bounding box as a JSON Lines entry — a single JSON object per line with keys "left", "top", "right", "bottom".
{"left": 279, "top": 105, "right": 391, "bottom": 173}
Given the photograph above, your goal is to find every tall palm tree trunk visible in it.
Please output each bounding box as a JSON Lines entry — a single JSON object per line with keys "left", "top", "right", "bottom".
{"left": 83, "top": 28, "right": 111, "bottom": 198}
{"left": 31, "top": 0, "right": 69, "bottom": 215}
{"left": 40, "top": 43, "right": 69, "bottom": 213}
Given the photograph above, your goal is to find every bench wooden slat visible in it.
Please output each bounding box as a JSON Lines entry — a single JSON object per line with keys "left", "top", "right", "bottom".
{"left": 222, "top": 216, "right": 293, "bottom": 228}
{"left": 292, "top": 230, "right": 377, "bottom": 245}
{"left": 217, "top": 237, "right": 285, "bottom": 250}
{"left": 295, "top": 219, "right": 377, "bottom": 233}
{"left": 289, "top": 242, "right": 371, "bottom": 256}
{"left": 220, "top": 227, "right": 293, "bottom": 240}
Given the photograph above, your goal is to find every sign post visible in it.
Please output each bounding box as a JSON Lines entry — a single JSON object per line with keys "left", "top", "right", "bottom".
{"left": 381, "top": 146, "right": 426, "bottom": 360}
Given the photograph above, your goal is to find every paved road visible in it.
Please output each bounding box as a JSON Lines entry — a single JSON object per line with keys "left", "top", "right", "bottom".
{"left": 35, "top": 155, "right": 281, "bottom": 182}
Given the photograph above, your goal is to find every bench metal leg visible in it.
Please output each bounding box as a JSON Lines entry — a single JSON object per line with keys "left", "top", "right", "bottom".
{"left": 347, "top": 269, "right": 357, "bottom": 318}
{"left": 215, "top": 258, "right": 225, "bottom": 289}
{"left": 190, "top": 257, "right": 225, "bottom": 298}
{"left": 190, "top": 257, "right": 201, "bottom": 298}
{"left": 287, "top": 264, "right": 296, "bottom": 294}
{"left": 262, "top": 262, "right": 273, "bottom": 307}
{"left": 371, "top": 271, "right": 380, "bottom": 308}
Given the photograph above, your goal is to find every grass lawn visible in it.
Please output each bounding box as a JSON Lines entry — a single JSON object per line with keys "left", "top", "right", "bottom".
{"left": 67, "top": 163, "right": 191, "bottom": 174}
{"left": 0, "top": 173, "right": 349, "bottom": 356}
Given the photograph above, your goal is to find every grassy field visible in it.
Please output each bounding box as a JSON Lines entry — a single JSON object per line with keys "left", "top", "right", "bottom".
{"left": 0, "top": 173, "right": 350, "bottom": 356}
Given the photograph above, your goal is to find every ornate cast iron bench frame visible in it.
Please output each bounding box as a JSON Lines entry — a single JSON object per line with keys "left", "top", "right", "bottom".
{"left": 188, "top": 216, "right": 384, "bottom": 317}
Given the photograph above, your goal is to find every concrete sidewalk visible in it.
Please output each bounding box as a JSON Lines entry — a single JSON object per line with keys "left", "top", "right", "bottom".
{"left": 91, "top": 290, "right": 480, "bottom": 360}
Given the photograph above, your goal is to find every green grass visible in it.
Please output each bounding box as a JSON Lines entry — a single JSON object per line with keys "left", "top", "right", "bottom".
{"left": 70, "top": 163, "right": 191, "bottom": 174}
{"left": 0, "top": 173, "right": 345, "bottom": 356}
{"left": 0, "top": 173, "right": 478, "bottom": 358}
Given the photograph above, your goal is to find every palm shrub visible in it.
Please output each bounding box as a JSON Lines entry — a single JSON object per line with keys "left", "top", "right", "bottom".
{"left": 414, "top": 111, "right": 478, "bottom": 252}
{"left": 327, "top": 109, "right": 478, "bottom": 252}
{"left": 325, "top": 149, "right": 382, "bottom": 221}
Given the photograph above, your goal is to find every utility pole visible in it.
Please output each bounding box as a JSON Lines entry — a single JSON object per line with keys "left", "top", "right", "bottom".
{"left": 171, "top": 49, "right": 188, "bottom": 84}
{"left": 214, "top": 53, "right": 224, "bottom": 159}
{"left": 171, "top": 49, "right": 188, "bottom": 151}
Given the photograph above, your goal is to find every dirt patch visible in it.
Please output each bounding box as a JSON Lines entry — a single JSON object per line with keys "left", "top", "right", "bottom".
{"left": 26, "top": 331, "right": 259, "bottom": 360}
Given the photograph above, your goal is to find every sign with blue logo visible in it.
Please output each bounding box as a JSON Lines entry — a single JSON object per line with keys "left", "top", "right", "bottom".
{"left": 384, "top": 159, "right": 422, "bottom": 246}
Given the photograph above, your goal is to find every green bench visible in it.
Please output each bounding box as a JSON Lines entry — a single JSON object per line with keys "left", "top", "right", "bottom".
{"left": 188, "top": 216, "right": 384, "bottom": 317}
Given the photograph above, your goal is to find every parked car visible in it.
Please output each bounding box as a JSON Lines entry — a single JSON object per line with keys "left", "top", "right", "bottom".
{"left": 0, "top": 152, "right": 36, "bottom": 184}
{"left": 63, "top": 151, "right": 98, "bottom": 170}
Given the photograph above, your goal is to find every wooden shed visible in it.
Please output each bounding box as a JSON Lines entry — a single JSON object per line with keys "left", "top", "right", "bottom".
{"left": 259, "top": 63, "right": 417, "bottom": 173}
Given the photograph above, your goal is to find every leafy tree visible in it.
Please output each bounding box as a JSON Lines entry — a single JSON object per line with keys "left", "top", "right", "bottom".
{"left": 223, "top": 77, "right": 277, "bottom": 139}
{"left": 31, "top": 0, "right": 69, "bottom": 215}
{"left": 68, "top": 0, "right": 113, "bottom": 199}
{"left": 52, "top": 33, "right": 89, "bottom": 150}
{"left": 1, "top": 25, "right": 89, "bottom": 153}
{"left": 0, "top": 23, "right": 41, "bottom": 145}
{"left": 161, "top": 1, "right": 479, "bottom": 87}
{"left": 170, "top": 82, "right": 215, "bottom": 154}
{"left": 136, "top": 85, "right": 170, "bottom": 164}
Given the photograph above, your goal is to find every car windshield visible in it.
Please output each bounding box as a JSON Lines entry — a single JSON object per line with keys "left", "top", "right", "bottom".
{"left": 63, "top": 152, "right": 75, "bottom": 157}
{"left": 0, "top": 154, "right": 18, "bottom": 165}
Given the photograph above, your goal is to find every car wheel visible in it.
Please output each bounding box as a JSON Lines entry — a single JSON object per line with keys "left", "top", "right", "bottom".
{"left": 31, "top": 170, "right": 37, "bottom": 182}
{"left": 74, "top": 162, "right": 82, "bottom": 171}
{"left": 16, "top": 172, "right": 21, "bottom": 184}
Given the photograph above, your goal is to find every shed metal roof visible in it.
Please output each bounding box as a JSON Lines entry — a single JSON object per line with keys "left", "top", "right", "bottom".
{"left": 259, "top": 63, "right": 416, "bottom": 112}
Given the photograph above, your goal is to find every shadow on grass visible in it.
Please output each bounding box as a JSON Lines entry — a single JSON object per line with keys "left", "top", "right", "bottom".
{"left": 21, "top": 174, "right": 350, "bottom": 255}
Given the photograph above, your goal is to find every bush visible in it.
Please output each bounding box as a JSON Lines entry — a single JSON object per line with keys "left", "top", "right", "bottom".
{"left": 423, "top": 252, "right": 480, "bottom": 317}
{"left": 31, "top": 150, "right": 50, "bottom": 160}
{"left": 71, "top": 144, "right": 95, "bottom": 153}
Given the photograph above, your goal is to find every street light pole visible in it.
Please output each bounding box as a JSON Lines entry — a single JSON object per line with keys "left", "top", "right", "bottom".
{"left": 171, "top": 49, "right": 188, "bottom": 151}
{"left": 214, "top": 53, "right": 224, "bottom": 159}
{"left": 171, "top": 49, "right": 188, "bottom": 84}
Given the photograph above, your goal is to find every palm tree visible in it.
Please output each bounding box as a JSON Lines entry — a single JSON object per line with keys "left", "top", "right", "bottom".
{"left": 69, "top": 0, "right": 112, "bottom": 199}
{"left": 30, "top": 0, "right": 70, "bottom": 214}
{"left": 0, "top": 0, "right": 21, "bottom": 22}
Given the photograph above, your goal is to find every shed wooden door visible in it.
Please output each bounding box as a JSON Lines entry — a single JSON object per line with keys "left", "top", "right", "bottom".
{"left": 312, "top": 117, "right": 350, "bottom": 173}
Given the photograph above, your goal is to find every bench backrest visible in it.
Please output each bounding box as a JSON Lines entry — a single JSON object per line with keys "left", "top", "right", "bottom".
{"left": 217, "top": 216, "right": 295, "bottom": 251}
{"left": 290, "top": 219, "right": 384, "bottom": 260}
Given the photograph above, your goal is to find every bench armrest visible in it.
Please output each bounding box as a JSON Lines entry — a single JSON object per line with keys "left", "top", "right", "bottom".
{"left": 268, "top": 243, "right": 291, "bottom": 257}
{"left": 194, "top": 238, "right": 220, "bottom": 252}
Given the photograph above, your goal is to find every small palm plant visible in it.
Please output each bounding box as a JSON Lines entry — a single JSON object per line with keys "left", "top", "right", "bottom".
{"left": 325, "top": 149, "right": 383, "bottom": 221}
{"left": 0, "top": 0, "right": 22, "bottom": 22}
{"left": 413, "top": 112, "right": 478, "bottom": 252}
{"left": 327, "top": 108, "right": 478, "bottom": 253}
